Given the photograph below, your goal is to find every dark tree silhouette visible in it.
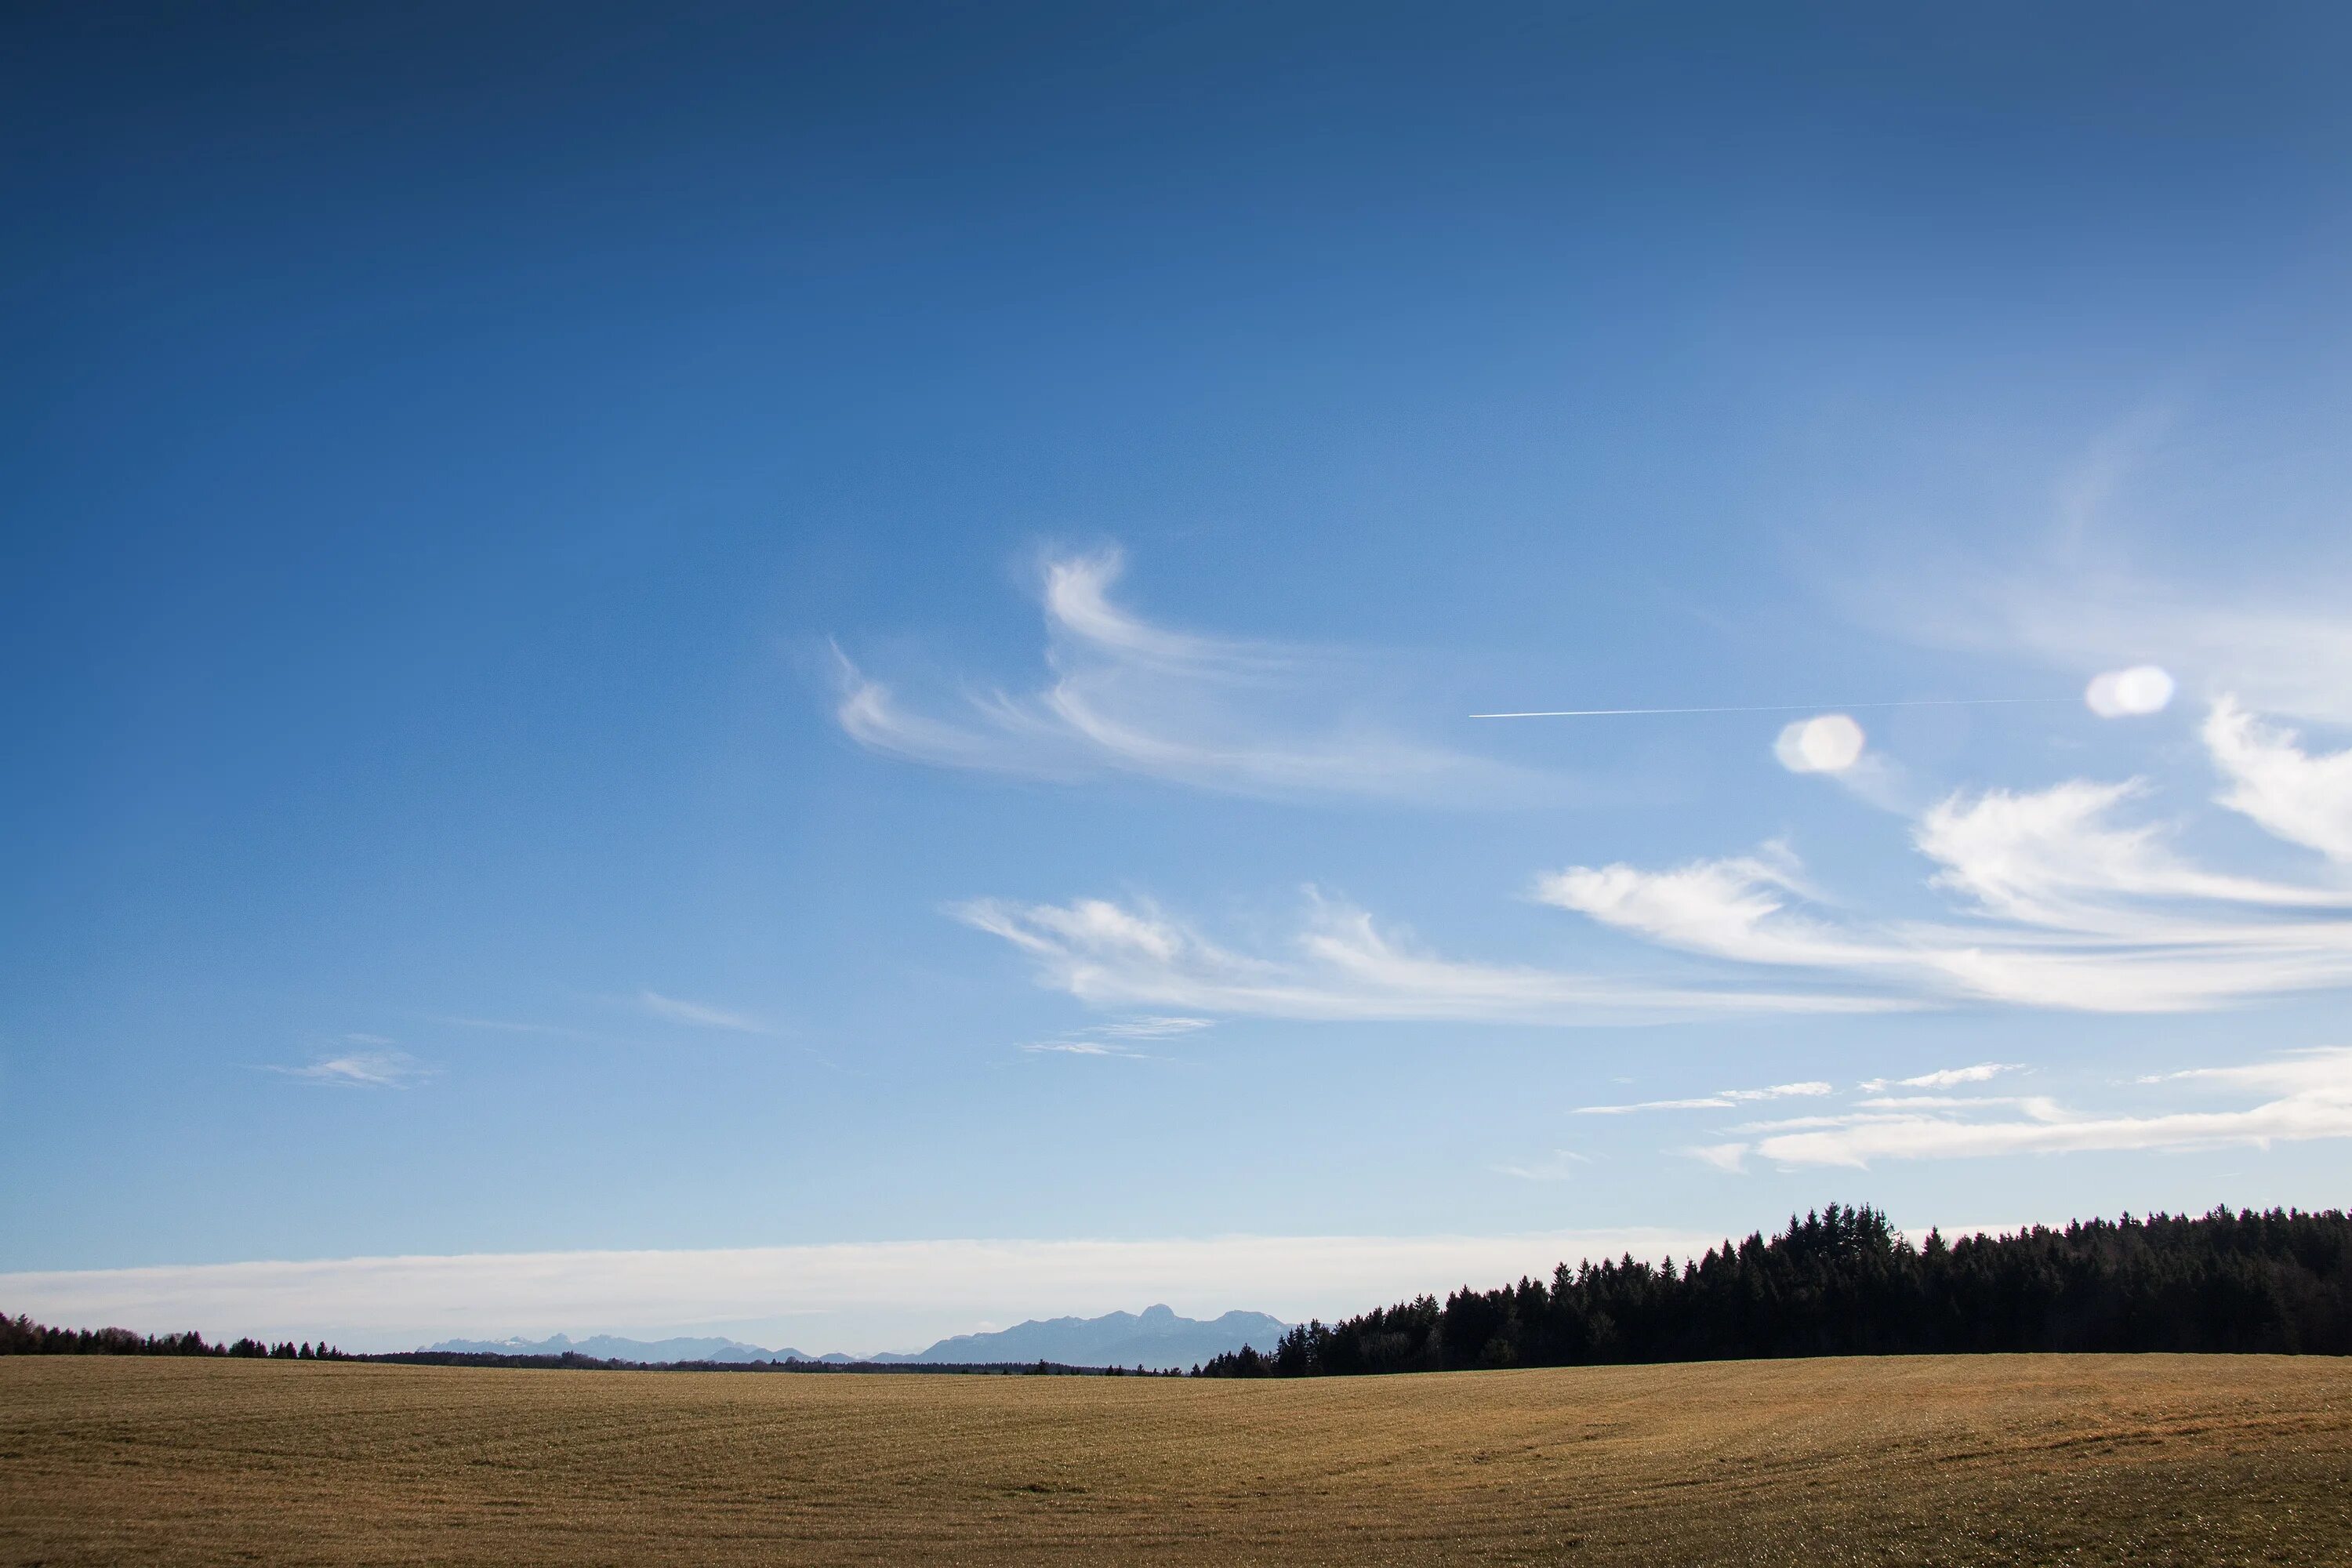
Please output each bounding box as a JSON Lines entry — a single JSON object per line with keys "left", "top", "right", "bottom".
{"left": 1196, "top": 1204, "right": 2352, "bottom": 1377}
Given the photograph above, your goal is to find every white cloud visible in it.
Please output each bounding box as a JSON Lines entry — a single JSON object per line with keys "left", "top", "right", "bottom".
{"left": 1020, "top": 1040, "right": 1149, "bottom": 1058}
{"left": 2061, "top": 598, "right": 2352, "bottom": 725}
{"left": 1093, "top": 1016, "right": 1214, "bottom": 1039}
{"left": 956, "top": 687, "right": 2352, "bottom": 1026}
{"left": 267, "top": 1051, "right": 430, "bottom": 1090}
{"left": 1860, "top": 1062, "right": 2020, "bottom": 1091}
{"left": 1018, "top": 1015, "right": 1210, "bottom": 1061}
{"left": 435, "top": 1016, "right": 576, "bottom": 1035}
{"left": 958, "top": 891, "right": 1899, "bottom": 1026}
{"left": 1537, "top": 854, "right": 1884, "bottom": 971}
{"left": 833, "top": 549, "right": 1544, "bottom": 803}
{"left": 0, "top": 1227, "right": 1719, "bottom": 1357}
{"left": 1577, "top": 1082, "right": 1833, "bottom": 1114}
{"left": 2205, "top": 699, "right": 2352, "bottom": 864}
{"left": 1773, "top": 713, "right": 1867, "bottom": 773}
{"left": 1878, "top": 517, "right": 2352, "bottom": 726}
{"left": 639, "top": 991, "right": 768, "bottom": 1033}
{"left": 1850, "top": 1093, "right": 2048, "bottom": 1111}
{"left": 1494, "top": 1150, "right": 1592, "bottom": 1181}
{"left": 1915, "top": 779, "right": 2344, "bottom": 926}
{"left": 1697, "top": 1047, "right": 2352, "bottom": 1171}
{"left": 2084, "top": 665, "right": 2175, "bottom": 717}
{"left": 1537, "top": 759, "right": 2352, "bottom": 1013}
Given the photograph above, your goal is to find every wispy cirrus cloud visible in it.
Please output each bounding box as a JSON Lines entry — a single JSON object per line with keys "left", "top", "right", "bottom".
{"left": 1022, "top": 1038, "right": 1151, "bottom": 1058}
{"left": 1537, "top": 729, "right": 2352, "bottom": 1013}
{"left": 267, "top": 1049, "right": 432, "bottom": 1089}
{"left": 958, "top": 891, "right": 1898, "bottom": 1026}
{"left": 1092, "top": 1015, "right": 1213, "bottom": 1039}
{"left": 1494, "top": 1150, "right": 1592, "bottom": 1181}
{"left": 2205, "top": 699, "right": 2352, "bottom": 865}
{"left": 833, "top": 549, "right": 1546, "bottom": 804}
{"left": 1575, "top": 1081, "right": 1834, "bottom": 1115}
{"left": 960, "top": 691, "right": 2352, "bottom": 1026}
{"left": 1860, "top": 1062, "right": 2019, "bottom": 1092}
{"left": 638, "top": 991, "right": 769, "bottom": 1033}
{"left": 1957, "top": 577, "right": 2352, "bottom": 726}
{"left": 1019, "top": 1014, "right": 1214, "bottom": 1061}
{"left": 1693, "top": 1047, "right": 2352, "bottom": 1172}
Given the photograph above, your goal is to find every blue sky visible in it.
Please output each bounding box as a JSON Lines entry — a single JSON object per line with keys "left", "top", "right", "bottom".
{"left": 7, "top": 2, "right": 2352, "bottom": 1351}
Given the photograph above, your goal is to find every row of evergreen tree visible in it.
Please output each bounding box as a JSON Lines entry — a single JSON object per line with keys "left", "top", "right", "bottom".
{"left": 0, "top": 1316, "right": 350, "bottom": 1361}
{"left": 1195, "top": 1203, "right": 2352, "bottom": 1377}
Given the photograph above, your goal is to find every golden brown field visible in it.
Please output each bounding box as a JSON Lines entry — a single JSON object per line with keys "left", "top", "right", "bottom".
{"left": 3, "top": 1354, "right": 2348, "bottom": 1566}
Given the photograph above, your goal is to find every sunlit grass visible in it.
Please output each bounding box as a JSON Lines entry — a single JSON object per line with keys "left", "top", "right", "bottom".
{"left": 4, "top": 1354, "right": 2347, "bottom": 1563}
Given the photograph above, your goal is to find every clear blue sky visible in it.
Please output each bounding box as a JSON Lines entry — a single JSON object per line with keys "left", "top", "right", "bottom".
{"left": 7, "top": 2, "right": 2352, "bottom": 1350}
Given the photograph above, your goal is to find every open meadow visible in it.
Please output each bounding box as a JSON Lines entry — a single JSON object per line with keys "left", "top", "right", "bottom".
{"left": 4, "top": 1354, "right": 2349, "bottom": 1565}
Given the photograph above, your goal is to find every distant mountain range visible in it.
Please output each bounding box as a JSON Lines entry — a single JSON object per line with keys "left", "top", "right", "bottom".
{"left": 423, "top": 1332, "right": 850, "bottom": 1364}
{"left": 872, "top": 1305, "right": 1287, "bottom": 1370}
{"left": 426, "top": 1305, "right": 1287, "bottom": 1370}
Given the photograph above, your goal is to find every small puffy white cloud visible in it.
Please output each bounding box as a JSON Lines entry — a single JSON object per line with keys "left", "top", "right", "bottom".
{"left": 2084, "top": 665, "right": 2176, "bottom": 717}
{"left": 1773, "top": 713, "right": 1866, "bottom": 774}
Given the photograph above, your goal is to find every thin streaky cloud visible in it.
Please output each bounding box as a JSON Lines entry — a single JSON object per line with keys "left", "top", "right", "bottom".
{"left": 266, "top": 1051, "right": 432, "bottom": 1090}
{"left": 1537, "top": 724, "right": 2352, "bottom": 1014}
{"left": 638, "top": 991, "right": 769, "bottom": 1033}
{"left": 834, "top": 548, "right": 1550, "bottom": 804}
{"left": 1890, "top": 553, "right": 2352, "bottom": 726}
{"left": 1859, "top": 1062, "right": 2020, "bottom": 1091}
{"left": 2204, "top": 699, "right": 2352, "bottom": 864}
{"left": 959, "top": 891, "right": 1902, "bottom": 1027}
{"left": 1730, "top": 1098, "right": 2068, "bottom": 1134}
{"left": 971, "top": 699, "right": 2352, "bottom": 1033}
{"left": 1577, "top": 1082, "right": 1833, "bottom": 1115}
{"left": 1471, "top": 698, "right": 2067, "bottom": 719}
{"left": 434, "top": 1016, "right": 579, "bottom": 1036}
{"left": 1853, "top": 1094, "right": 2050, "bottom": 1111}
{"left": 1021, "top": 1040, "right": 1149, "bottom": 1058}
{"left": 1092, "top": 1015, "right": 1214, "bottom": 1039}
{"left": 1696, "top": 1047, "right": 2352, "bottom": 1171}
{"left": 1018, "top": 1014, "right": 1212, "bottom": 1060}
{"left": 1494, "top": 1151, "right": 1592, "bottom": 1181}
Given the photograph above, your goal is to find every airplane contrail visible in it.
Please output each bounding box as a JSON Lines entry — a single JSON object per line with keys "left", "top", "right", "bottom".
{"left": 1469, "top": 698, "right": 2067, "bottom": 718}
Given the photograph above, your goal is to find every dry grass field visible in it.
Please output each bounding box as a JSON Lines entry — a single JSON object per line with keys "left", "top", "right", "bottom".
{"left": 3, "top": 1354, "right": 2348, "bottom": 1566}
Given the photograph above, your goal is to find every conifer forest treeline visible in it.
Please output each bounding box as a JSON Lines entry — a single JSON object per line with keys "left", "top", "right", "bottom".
{"left": 1195, "top": 1204, "right": 2352, "bottom": 1377}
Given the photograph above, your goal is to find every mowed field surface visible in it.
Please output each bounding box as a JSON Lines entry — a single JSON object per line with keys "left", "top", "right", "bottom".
{"left": 3, "top": 1355, "right": 2348, "bottom": 1566}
